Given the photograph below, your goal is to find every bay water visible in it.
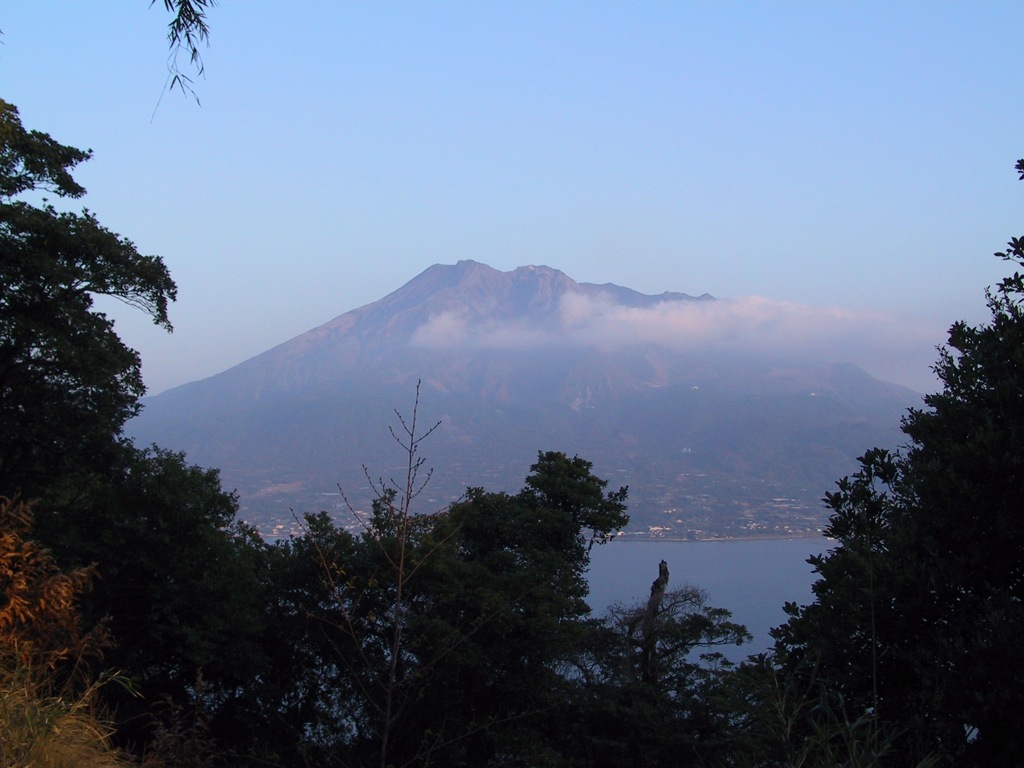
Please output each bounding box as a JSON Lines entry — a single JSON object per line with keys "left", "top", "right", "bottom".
{"left": 586, "top": 537, "right": 833, "bottom": 659}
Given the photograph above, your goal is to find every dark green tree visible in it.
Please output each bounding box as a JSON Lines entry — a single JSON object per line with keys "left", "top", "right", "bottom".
{"left": 36, "top": 446, "right": 269, "bottom": 754}
{"left": 0, "top": 98, "right": 176, "bottom": 501}
{"left": 397, "top": 470, "right": 625, "bottom": 767}
{"left": 771, "top": 160, "right": 1024, "bottom": 766}
{"left": 207, "top": 510, "right": 363, "bottom": 767}
{"left": 0, "top": 100, "right": 277, "bottom": 759}
{"left": 271, "top": 448, "right": 629, "bottom": 767}
{"left": 356, "top": 453, "right": 626, "bottom": 767}
{"left": 565, "top": 562, "right": 749, "bottom": 768}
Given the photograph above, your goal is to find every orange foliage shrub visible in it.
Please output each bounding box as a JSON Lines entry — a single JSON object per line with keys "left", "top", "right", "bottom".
{"left": 0, "top": 496, "right": 107, "bottom": 671}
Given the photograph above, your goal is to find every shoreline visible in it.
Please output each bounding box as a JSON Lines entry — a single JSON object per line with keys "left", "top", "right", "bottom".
{"left": 609, "top": 533, "right": 830, "bottom": 543}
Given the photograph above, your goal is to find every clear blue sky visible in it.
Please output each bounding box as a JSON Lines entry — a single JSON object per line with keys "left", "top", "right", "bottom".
{"left": 4, "top": 3, "right": 1022, "bottom": 394}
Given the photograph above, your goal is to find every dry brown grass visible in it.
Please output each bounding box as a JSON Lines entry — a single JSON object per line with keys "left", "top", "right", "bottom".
{"left": 0, "top": 667, "right": 132, "bottom": 768}
{"left": 0, "top": 496, "right": 130, "bottom": 767}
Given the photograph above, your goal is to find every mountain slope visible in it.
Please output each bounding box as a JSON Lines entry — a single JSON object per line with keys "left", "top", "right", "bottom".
{"left": 129, "top": 261, "right": 916, "bottom": 538}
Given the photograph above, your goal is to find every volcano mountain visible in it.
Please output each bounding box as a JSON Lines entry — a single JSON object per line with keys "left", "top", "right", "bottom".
{"left": 128, "top": 260, "right": 917, "bottom": 538}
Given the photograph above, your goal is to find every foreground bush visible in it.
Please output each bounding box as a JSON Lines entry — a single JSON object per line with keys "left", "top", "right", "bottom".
{"left": 0, "top": 496, "right": 130, "bottom": 767}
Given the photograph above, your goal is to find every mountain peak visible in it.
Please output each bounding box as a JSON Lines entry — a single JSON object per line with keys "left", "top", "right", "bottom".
{"left": 382, "top": 260, "right": 574, "bottom": 304}
{"left": 229, "top": 260, "right": 717, "bottom": 376}
{"left": 363, "top": 260, "right": 712, "bottom": 329}
{"left": 430, "top": 260, "right": 575, "bottom": 290}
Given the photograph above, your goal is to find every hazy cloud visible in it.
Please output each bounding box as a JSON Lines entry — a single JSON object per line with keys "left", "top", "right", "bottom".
{"left": 409, "top": 293, "right": 944, "bottom": 392}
